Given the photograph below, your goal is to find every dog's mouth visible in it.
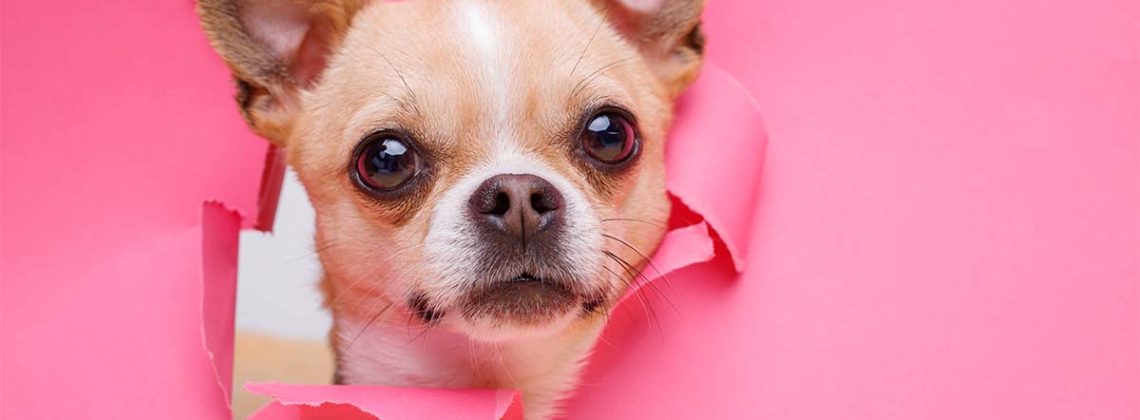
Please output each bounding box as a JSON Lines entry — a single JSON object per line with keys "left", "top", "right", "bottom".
{"left": 510, "top": 272, "right": 543, "bottom": 283}
{"left": 458, "top": 272, "right": 585, "bottom": 325}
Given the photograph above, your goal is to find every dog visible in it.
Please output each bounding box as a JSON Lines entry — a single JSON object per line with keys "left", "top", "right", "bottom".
{"left": 198, "top": 0, "right": 705, "bottom": 417}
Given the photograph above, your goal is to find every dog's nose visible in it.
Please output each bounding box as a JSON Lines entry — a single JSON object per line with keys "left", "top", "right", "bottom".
{"left": 468, "top": 174, "right": 563, "bottom": 245}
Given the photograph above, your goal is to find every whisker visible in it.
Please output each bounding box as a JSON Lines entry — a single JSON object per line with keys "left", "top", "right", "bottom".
{"left": 570, "top": 56, "right": 640, "bottom": 99}
{"left": 327, "top": 246, "right": 405, "bottom": 311}
{"left": 468, "top": 340, "right": 481, "bottom": 376}
{"left": 404, "top": 321, "right": 436, "bottom": 346}
{"left": 570, "top": 17, "right": 605, "bottom": 79}
{"left": 367, "top": 46, "right": 422, "bottom": 115}
{"left": 598, "top": 268, "right": 640, "bottom": 326}
{"left": 600, "top": 217, "right": 667, "bottom": 227}
{"left": 494, "top": 344, "right": 523, "bottom": 390}
{"left": 602, "top": 251, "right": 663, "bottom": 340}
{"left": 344, "top": 300, "right": 395, "bottom": 352}
{"left": 600, "top": 263, "right": 650, "bottom": 328}
{"left": 602, "top": 233, "right": 680, "bottom": 298}
{"left": 596, "top": 333, "right": 619, "bottom": 351}
{"left": 604, "top": 249, "right": 679, "bottom": 317}
{"left": 268, "top": 240, "right": 340, "bottom": 270}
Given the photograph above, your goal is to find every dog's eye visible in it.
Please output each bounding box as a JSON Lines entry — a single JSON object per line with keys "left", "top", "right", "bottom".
{"left": 354, "top": 135, "right": 421, "bottom": 191}
{"left": 581, "top": 111, "right": 637, "bottom": 164}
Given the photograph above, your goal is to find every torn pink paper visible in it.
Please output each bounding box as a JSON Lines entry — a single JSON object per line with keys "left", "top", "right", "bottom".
{"left": 617, "top": 63, "right": 769, "bottom": 296}
{"left": 623, "top": 220, "right": 715, "bottom": 298}
{"left": 201, "top": 202, "right": 245, "bottom": 408}
{"left": 4, "top": 0, "right": 1137, "bottom": 419}
{"left": 663, "top": 65, "right": 767, "bottom": 271}
{"left": 563, "top": 0, "right": 1140, "bottom": 418}
{"left": 246, "top": 382, "right": 522, "bottom": 420}
{"left": 252, "top": 401, "right": 380, "bottom": 420}
{"left": 2, "top": 1, "right": 266, "bottom": 418}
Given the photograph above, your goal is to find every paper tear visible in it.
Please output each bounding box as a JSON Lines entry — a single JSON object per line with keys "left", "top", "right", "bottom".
{"left": 662, "top": 64, "right": 767, "bottom": 272}
{"left": 252, "top": 401, "right": 380, "bottom": 420}
{"left": 200, "top": 202, "right": 244, "bottom": 410}
{"left": 621, "top": 220, "right": 715, "bottom": 302}
{"left": 246, "top": 382, "right": 523, "bottom": 420}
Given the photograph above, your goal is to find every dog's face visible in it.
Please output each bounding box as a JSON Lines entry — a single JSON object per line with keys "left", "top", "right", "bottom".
{"left": 200, "top": 0, "right": 704, "bottom": 341}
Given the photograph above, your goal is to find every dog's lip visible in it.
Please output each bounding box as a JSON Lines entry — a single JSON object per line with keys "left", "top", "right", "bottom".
{"left": 495, "top": 271, "right": 573, "bottom": 294}
{"left": 460, "top": 272, "right": 579, "bottom": 323}
{"left": 510, "top": 272, "right": 541, "bottom": 283}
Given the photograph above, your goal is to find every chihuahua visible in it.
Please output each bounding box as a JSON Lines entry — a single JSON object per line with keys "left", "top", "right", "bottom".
{"left": 198, "top": 0, "right": 705, "bottom": 417}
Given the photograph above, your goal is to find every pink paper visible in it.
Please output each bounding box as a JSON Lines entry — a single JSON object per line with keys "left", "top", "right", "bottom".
{"left": 564, "top": 0, "right": 1140, "bottom": 419}
{"left": 664, "top": 65, "right": 767, "bottom": 271}
{"left": 201, "top": 202, "right": 244, "bottom": 408}
{"left": 3, "top": 1, "right": 266, "bottom": 418}
{"left": 2, "top": 0, "right": 1137, "bottom": 419}
{"left": 628, "top": 221, "right": 715, "bottom": 292}
{"left": 246, "top": 382, "right": 522, "bottom": 420}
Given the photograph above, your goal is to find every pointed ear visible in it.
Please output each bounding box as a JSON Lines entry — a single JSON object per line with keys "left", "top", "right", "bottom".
{"left": 197, "top": 0, "right": 366, "bottom": 144}
{"left": 595, "top": 0, "right": 706, "bottom": 97}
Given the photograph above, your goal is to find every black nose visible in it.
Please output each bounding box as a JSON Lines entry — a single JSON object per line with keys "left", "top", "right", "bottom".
{"left": 468, "top": 174, "right": 564, "bottom": 246}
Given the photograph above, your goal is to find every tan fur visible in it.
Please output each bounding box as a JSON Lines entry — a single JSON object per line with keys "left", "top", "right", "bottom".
{"left": 198, "top": 0, "right": 704, "bottom": 418}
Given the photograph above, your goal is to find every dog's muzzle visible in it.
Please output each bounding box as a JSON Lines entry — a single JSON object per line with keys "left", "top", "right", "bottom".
{"left": 457, "top": 173, "right": 591, "bottom": 323}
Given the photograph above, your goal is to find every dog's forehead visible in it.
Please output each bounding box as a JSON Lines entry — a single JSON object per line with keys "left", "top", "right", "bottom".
{"left": 315, "top": 0, "right": 635, "bottom": 154}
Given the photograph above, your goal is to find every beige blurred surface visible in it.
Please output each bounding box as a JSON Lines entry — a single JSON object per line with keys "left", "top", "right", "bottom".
{"left": 232, "top": 330, "right": 335, "bottom": 419}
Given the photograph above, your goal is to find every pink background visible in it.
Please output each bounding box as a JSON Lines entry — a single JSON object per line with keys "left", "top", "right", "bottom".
{"left": 2, "top": 1, "right": 266, "bottom": 418}
{"left": 2, "top": 0, "right": 1137, "bottom": 419}
{"left": 566, "top": 0, "right": 1139, "bottom": 418}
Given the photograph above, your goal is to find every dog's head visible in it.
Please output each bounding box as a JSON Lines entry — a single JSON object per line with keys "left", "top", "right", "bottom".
{"left": 199, "top": 0, "right": 705, "bottom": 341}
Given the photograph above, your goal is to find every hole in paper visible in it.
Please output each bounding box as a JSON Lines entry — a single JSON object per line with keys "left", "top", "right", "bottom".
{"left": 234, "top": 168, "right": 334, "bottom": 419}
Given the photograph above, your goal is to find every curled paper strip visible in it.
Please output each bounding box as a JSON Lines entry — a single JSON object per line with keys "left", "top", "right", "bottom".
{"left": 201, "top": 202, "right": 244, "bottom": 408}
{"left": 662, "top": 65, "right": 766, "bottom": 272}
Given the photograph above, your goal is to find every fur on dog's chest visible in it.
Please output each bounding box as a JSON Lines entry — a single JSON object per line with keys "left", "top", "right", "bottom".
{"left": 334, "top": 316, "right": 604, "bottom": 416}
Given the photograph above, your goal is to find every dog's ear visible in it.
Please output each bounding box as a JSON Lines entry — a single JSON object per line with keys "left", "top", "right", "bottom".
{"left": 197, "top": 0, "right": 366, "bottom": 143}
{"left": 594, "top": 0, "right": 706, "bottom": 98}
